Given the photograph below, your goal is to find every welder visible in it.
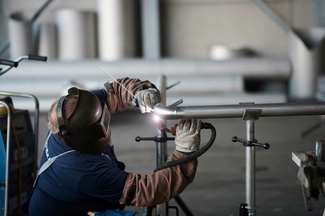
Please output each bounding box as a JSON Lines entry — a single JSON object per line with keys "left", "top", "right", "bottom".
{"left": 22, "top": 77, "right": 203, "bottom": 216}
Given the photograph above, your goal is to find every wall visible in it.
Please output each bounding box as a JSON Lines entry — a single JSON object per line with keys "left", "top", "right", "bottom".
{"left": 160, "top": 0, "right": 314, "bottom": 58}
{"left": 0, "top": 0, "right": 9, "bottom": 53}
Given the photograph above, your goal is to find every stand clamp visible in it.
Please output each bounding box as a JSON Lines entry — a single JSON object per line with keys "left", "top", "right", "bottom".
{"left": 232, "top": 136, "right": 270, "bottom": 150}
{"left": 135, "top": 135, "right": 175, "bottom": 143}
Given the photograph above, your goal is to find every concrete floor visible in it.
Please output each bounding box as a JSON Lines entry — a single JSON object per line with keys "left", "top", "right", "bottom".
{"left": 34, "top": 108, "right": 325, "bottom": 216}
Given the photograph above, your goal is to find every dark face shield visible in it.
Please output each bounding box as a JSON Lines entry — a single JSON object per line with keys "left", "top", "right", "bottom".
{"left": 56, "top": 87, "right": 111, "bottom": 154}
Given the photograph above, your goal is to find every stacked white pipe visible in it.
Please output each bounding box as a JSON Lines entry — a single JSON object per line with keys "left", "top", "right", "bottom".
{"left": 55, "top": 9, "right": 97, "bottom": 61}
{"left": 97, "top": 0, "right": 137, "bottom": 61}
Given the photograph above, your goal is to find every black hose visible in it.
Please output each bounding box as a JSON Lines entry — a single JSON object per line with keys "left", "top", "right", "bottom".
{"left": 154, "top": 122, "right": 216, "bottom": 172}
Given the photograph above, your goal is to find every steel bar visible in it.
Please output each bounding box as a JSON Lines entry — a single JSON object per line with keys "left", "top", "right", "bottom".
{"left": 246, "top": 120, "right": 256, "bottom": 215}
{"left": 3, "top": 58, "right": 290, "bottom": 79}
{"left": 156, "top": 75, "right": 167, "bottom": 167}
{"left": 153, "top": 102, "right": 325, "bottom": 119}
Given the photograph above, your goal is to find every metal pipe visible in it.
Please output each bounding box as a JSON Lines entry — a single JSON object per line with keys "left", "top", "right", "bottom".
{"left": 0, "top": 55, "right": 29, "bottom": 76}
{"left": 154, "top": 102, "right": 325, "bottom": 119}
{"left": 5, "top": 57, "right": 290, "bottom": 79}
{"left": 246, "top": 120, "right": 256, "bottom": 215}
{"left": 156, "top": 75, "right": 167, "bottom": 166}
{"left": 0, "top": 101, "right": 12, "bottom": 216}
{"left": 156, "top": 75, "right": 167, "bottom": 216}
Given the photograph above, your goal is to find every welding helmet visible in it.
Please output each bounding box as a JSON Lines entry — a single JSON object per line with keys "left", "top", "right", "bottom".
{"left": 56, "top": 87, "right": 110, "bottom": 154}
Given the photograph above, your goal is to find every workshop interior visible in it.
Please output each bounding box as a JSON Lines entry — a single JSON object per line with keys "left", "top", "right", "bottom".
{"left": 1, "top": 0, "right": 325, "bottom": 215}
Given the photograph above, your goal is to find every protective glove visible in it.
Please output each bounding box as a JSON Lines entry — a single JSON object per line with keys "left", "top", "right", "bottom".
{"left": 175, "top": 119, "right": 202, "bottom": 153}
{"left": 132, "top": 88, "right": 161, "bottom": 113}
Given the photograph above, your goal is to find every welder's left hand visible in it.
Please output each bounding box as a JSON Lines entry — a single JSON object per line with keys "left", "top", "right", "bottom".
{"left": 132, "top": 88, "right": 161, "bottom": 113}
{"left": 175, "top": 119, "right": 202, "bottom": 153}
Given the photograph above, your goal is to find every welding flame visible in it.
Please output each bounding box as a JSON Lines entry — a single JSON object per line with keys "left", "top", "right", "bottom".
{"left": 152, "top": 113, "right": 160, "bottom": 122}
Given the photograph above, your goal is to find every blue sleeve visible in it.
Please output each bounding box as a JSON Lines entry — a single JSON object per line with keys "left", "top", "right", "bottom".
{"left": 92, "top": 89, "right": 109, "bottom": 107}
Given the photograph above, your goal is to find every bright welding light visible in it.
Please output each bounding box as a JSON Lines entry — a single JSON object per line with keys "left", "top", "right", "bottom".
{"left": 153, "top": 113, "right": 160, "bottom": 122}
{"left": 151, "top": 112, "right": 165, "bottom": 131}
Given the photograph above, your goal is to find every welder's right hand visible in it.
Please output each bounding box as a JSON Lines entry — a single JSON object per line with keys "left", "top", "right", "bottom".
{"left": 175, "top": 119, "right": 202, "bottom": 153}
{"left": 132, "top": 88, "right": 161, "bottom": 113}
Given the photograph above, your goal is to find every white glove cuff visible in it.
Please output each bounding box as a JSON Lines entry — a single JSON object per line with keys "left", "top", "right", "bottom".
{"left": 176, "top": 146, "right": 195, "bottom": 153}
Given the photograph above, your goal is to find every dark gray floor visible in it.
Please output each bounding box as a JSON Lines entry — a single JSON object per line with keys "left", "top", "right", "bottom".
{"left": 35, "top": 109, "right": 325, "bottom": 216}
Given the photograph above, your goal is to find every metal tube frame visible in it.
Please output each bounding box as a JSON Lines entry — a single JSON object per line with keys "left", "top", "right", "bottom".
{"left": 153, "top": 102, "right": 325, "bottom": 119}
{"left": 153, "top": 101, "right": 325, "bottom": 215}
{"left": 0, "top": 91, "right": 39, "bottom": 216}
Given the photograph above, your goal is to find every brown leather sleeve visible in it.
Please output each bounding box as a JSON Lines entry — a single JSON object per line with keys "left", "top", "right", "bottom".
{"left": 103, "top": 77, "right": 155, "bottom": 114}
{"left": 119, "top": 151, "right": 198, "bottom": 207}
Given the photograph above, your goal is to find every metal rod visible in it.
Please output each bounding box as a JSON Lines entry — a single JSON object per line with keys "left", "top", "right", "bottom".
{"left": 156, "top": 75, "right": 167, "bottom": 166}
{"left": 242, "top": 109, "right": 260, "bottom": 215}
{"left": 0, "top": 55, "right": 29, "bottom": 76}
{"left": 31, "top": 0, "right": 54, "bottom": 23}
{"left": 153, "top": 102, "right": 325, "bottom": 119}
{"left": 246, "top": 120, "right": 256, "bottom": 215}
{"left": 0, "top": 101, "right": 12, "bottom": 216}
{"left": 156, "top": 75, "right": 167, "bottom": 216}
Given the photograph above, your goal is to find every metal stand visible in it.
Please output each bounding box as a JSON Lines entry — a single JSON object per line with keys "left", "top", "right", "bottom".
{"left": 232, "top": 108, "right": 270, "bottom": 216}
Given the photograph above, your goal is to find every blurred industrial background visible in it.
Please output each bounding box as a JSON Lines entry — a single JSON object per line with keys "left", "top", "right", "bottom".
{"left": 1, "top": 0, "right": 325, "bottom": 215}
{"left": 0, "top": 0, "right": 324, "bottom": 110}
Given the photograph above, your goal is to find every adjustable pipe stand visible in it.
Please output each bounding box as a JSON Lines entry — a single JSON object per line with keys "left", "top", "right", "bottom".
{"left": 232, "top": 108, "right": 270, "bottom": 216}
